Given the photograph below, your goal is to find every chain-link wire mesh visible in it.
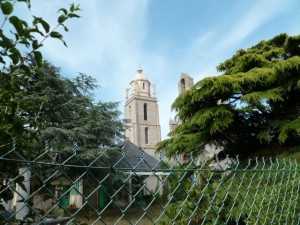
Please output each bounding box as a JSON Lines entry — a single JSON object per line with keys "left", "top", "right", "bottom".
{"left": 0, "top": 141, "right": 299, "bottom": 225}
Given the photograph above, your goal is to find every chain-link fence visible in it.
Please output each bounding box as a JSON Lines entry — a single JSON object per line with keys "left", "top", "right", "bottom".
{"left": 0, "top": 141, "right": 299, "bottom": 225}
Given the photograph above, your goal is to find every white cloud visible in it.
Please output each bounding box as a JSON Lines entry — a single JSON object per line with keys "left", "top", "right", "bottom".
{"left": 179, "top": 0, "right": 299, "bottom": 83}
{"left": 34, "top": 1, "right": 149, "bottom": 75}
{"left": 29, "top": 0, "right": 152, "bottom": 96}
{"left": 158, "top": 0, "right": 300, "bottom": 138}
{"left": 23, "top": 0, "right": 300, "bottom": 141}
{"left": 214, "top": 0, "right": 296, "bottom": 53}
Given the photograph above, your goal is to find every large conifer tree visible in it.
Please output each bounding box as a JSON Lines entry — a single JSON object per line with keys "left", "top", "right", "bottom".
{"left": 158, "top": 33, "right": 300, "bottom": 158}
{"left": 26, "top": 61, "right": 124, "bottom": 159}
{"left": 0, "top": 0, "right": 80, "bottom": 153}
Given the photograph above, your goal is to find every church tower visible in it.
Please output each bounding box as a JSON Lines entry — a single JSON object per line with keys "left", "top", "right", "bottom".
{"left": 178, "top": 73, "right": 194, "bottom": 95}
{"left": 125, "top": 68, "right": 161, "bottom": 156}
{"left": 169, "top": 73, "right": 194, "bottom": 132}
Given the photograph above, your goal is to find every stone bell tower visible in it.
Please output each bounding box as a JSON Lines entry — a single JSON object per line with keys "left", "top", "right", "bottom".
{"left": 125, "top": 68, "right": 161, "bottom": 156}
{"left": 169, "top": 73, "right": 194, "bottom": 132}
{"left": 178, "top": 72, "right": 194, "bottom": 95}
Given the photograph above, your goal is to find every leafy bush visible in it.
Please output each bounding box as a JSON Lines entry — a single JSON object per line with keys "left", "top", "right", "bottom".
{"left": 160, "top": 159, "right": 299, "bottom": 224}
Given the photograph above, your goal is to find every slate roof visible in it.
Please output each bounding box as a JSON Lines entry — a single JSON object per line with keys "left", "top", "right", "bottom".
{"left": 113, "top": 140, "right": 159, "bottom": 171}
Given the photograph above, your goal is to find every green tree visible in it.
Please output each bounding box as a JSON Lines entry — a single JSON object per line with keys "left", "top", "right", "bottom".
{"left": 0, "top": 0, "right": 80, "bottom": 212}
{"left": 0, "top": 0, "right": 80, "bottom": 152}
{"left": 158, "top": 33, "right": 300, "bottom": 158}
{"left": 27, "top": 61, "right": 124, "bottom": 159}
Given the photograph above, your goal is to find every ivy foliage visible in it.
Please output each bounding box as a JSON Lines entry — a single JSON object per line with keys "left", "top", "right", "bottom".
{"left": 0, "top": 0, "right": 80, "bottom": 151}
{"left": 158, "top": 33, "right": 300, "bottom": 158}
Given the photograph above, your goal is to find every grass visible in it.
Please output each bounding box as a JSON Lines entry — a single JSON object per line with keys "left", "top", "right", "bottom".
{"left": 70, "top": 204, "right": 164, "bottom": 225}
{"left": 278, "top": 146, "right": 300, "bottom": 160}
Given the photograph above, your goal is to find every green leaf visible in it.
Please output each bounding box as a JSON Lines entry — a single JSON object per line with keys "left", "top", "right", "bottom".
{"left": 58, "top": 8, "right": 68, "bottom": 15}
{"left": 61, "top": 24, "right": 69, "bottom": 32}
{"left": 33, "top": 50, "right": 43, "bottom": 67}
{"left": 17, "top": 0, "right": 31, "bottom": 9}
{"left": 19, "top": 38, "right": 30, "bottom": 47}
{"left": 32, "top": 40, "right": 39, "bottom": 49}
{"left": 0, "top": 187, "right": 14, "bottom": 202}
{"left": 0, "top": 33, "right": 14, "bottom": 49}
{"left": 39, "top": 18, "right": 50, "bottom": 33}
{"left": 13, "top": 33, "right": 19, "bottom": 41}
{"left": 29, "top": 28, "right": 44, "bottom": 36}
{"left": 1, "top": 2, "right": 13, "bottom": 15}
{"left": 70, "top": 3, "right": 75, "bottom": 12}
{"left": 21, "top": 20, "right": 28, "bottom": 29}
{"left": 68, "top": 13, "right": 80, "bottom": 18}
{"left": 19, "top": 64, "right": 31, "bottom": 75}
{"left": 50, "top": 31, "right": 67, "bottom": 47}
{"left": 9, "top": 16, "right": 24, "bottom": 35}
{"left": 15, "top": 176, "right": 27, "bottom": 193}
{"left": 58, "top": 15, "right": 67, "bottom": 24}
{"left": 33, "top": 17, "right": 50, "bottom": 33}
{"left": 50, "top": 31, "right": 63, "bottom": 39}
{"left": 9, "top": 47, "right": 21, "bottom": 64}
{"left": 0, "top": 56, "right": 5, "bottom": 64}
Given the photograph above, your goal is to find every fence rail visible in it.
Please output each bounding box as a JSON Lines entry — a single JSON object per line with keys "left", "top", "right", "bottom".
{"left": 0, "top": 144, "right": 299, "bottom": 225}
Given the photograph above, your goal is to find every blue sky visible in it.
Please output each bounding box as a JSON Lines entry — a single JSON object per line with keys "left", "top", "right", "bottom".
{"left": 26, "top": 0, "right": 300, "bottom": 139}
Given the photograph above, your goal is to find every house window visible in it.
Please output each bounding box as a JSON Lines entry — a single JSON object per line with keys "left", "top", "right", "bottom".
{"left": 144, "top": 103, "right": 147, "bottom": 120}
{"left": 145, "top": 127, "right": 149, "bottom": 144}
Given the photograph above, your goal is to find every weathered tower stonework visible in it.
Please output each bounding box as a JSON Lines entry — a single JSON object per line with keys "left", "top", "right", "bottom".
{"left": 169, "top": 73, "right": 194, "bottom": 131}
{"left": 125, "top": 68, "right": 161, "bottom": 156}
{"left": 178, "top": 72, "right": 194, "bottom": 95}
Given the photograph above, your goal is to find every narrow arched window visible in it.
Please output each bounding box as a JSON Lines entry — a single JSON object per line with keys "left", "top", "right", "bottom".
{"left": 143, "top": 82, "right": 145, "bottom": 89}
{"left": 180, "top": 78, "right": 186, "bottom": 93}
{"left": 145, "top": 127, "right": 149, "bottom": 144}
{"left": 144, "top": 103, "right": 147, "bottom": 120}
